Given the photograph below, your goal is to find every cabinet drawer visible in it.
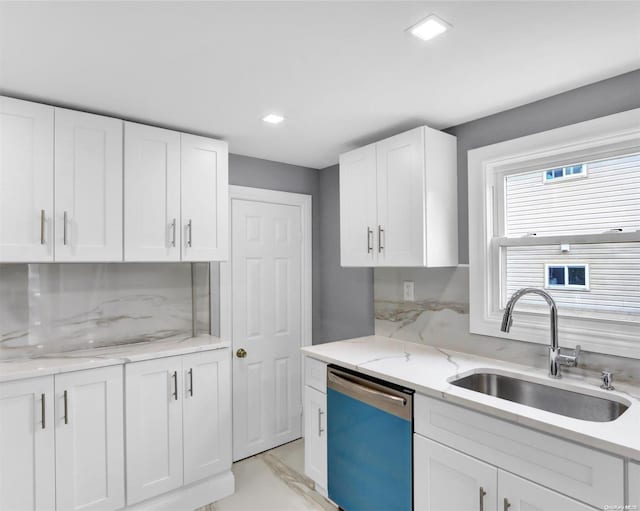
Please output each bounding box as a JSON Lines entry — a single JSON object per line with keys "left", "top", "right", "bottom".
{"left": 304, "top": 357, "right": 327, "bottom": 394}
{"left": 414, "top": 394, "right": 622, "bottom": 509}
{"left": 630, "top": 461, "right": 640, "bottom": 507}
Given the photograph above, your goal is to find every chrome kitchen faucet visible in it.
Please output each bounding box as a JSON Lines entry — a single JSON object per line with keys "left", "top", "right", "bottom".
{"left": 501, "top": 288, "right": 580, "bottom": 378}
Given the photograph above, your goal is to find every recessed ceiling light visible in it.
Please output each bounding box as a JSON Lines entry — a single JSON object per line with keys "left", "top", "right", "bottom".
{"left": 408, "top": 14, "right": 451, "bottom": 42}
{"left": 262, "top": 113, "right": 284, "bottom": 124}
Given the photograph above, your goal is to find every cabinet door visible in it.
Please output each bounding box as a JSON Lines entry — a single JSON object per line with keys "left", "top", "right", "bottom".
{"left": 304, "top": 385, "right": 327, "bottom": 491}
{"left": 376, "top": 127, "right": 426, "bottom": 266}
{"left": 54, "top": 366, "right": 124, "bottom": 511}
{"left": 55, "top": 108, "right": 123, "bottom": 261}
{"left": 181, "top": 134, "right": 228, "bottom": 261}
{"left": 0, "top": 97, "right": 54, "bottom": 262}
{"left": 414, "top": 435, "right": 497, "bottom": 511}
{"left": 499, "top": 471, "right": 594, "bottom": 511}
{"left": 182, "top": 350, "right": 232, "bottom": 484}
{"left": 125, "top": 357, "right": 183, "bottom": 505}
{"left": 630, "top": 462, "right": 640, "bottom": 508}
{"left": 124, "top": 122, "right": 181, "bottom": 261}
{"left": 339, "top": 144, "right": 378, "bottom": 266}
{"left": 0, "top": 376, "right": 55, "bottom": 511}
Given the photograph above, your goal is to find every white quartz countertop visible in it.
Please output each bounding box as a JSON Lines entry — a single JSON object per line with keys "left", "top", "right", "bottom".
{"left": 0, "top": 334, "right": 230, "bottom": 383}
{"left": 302, "top": 336, "right": 640, "bottom": 461}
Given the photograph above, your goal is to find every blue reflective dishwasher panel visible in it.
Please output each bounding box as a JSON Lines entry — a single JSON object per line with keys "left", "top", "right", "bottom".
{"left": 327, "top": 380, "right": 412, "bottom": 511}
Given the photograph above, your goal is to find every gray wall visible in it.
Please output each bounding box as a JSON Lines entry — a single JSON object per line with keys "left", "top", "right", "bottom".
{"left": 446, "top": 68, "right": 640, "bottom": 263}
{"left": 317, "top": 165, "right": 374, "bottom": 343}
{"left": 228, "top": 154, "right": 323, "bottom": 342}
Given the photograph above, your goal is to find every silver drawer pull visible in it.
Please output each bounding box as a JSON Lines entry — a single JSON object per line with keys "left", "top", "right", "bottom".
{"left": 41, "top": 393, "right": 46, "bottom": 429}
{"left": 63, "top": 211, "right": 68, "bottom": 245}
{"left": 367, "top": 227, "right": 373, "bottom": 253}
{"left": 63, "top": 390, "right": 69, "bottom": 424}
{"left": 479, "top": 487, "right": 486, "bottom": 511}
{"left": 171, "top": 218, "right": 177, "bottom": 247}
{"left": 40, "top": 210, "right": 45, "bottom": 245}
{"left": 172, "top": 371, "right": 178, "bottom": 400}
{"left": 378, "top": 225, "right": 384, "bottom": 252}
{"left": 318, "top": 409, "right": 324, "bottom": 436}
{"left": 187, "top": 219, "right": 193, "bottom": 247}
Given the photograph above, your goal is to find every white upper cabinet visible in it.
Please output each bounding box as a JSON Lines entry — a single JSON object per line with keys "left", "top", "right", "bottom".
{"left": 0, "top": 97, "right": 54, "bottom": 262}
{"left": 124, "top": 122, "right": 181, "bottom": 261}
{"left": 0, "top": 376, "right": 55, "bottom": 511}
{"left": 181, "top": 134, "right": 229, "bottom": 261}
{"left": 339, "top": 144, "right": 377, "bottom": 266}
{"left": 55, "top": 108, "right": 123, "bottom": 261}
{"left": 54, "top": 366, "right": 125, "bottom": 511}
{"left": 339, "top": 126, "right": 458, "bottom": 267}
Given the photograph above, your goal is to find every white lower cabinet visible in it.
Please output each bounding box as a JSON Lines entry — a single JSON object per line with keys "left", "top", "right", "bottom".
{"left": 0, "top": 368, "right": 124, "bottom": 511}
{"left": 414, "top": 436, "right": 497, "bottom": 511}
{"left": 498, "top": 471, "right": 593, "bottom": 511}
{"left": 630, "top": 462, "right": 640, "bottom": 508}
{"left": 125, "top": 349, "right": 232, "bottom": 506}
{"left": 303, "top": 357, "right": 327, "bottom": 495}
{"left": 415, "top": 437, "right": 596, "bottom": 511}
{"left": 125, "top": 356, "right": 184, "bottom": 504}
{"left": 182, "top": 350, "right": 232, "bottom": 485}
{"left": 54, "top": 366, "right": 125, "bottom": 511}
{"left": 0, "top": 376, "right": 55, "bottom": 511}
{"left": 304, "top": 386, "right": 327, "bottom": 491}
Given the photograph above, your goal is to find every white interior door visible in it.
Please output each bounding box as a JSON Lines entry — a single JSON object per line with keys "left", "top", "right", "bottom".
{"left": 0, "top": 97, "right": 54, "bottom": 262}
{"left": 231, "top": 193, "right": 304, "bottom": 461}
{"left": 54, "top": 108, "right": 123, "bottom": 261}
{"left": 54, "top": 366, "right": 124, "bottom": 511}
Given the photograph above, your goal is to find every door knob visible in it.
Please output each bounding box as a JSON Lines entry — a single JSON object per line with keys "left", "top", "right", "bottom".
{"left": 236, "top": 348, "right": 247, "bottom": 358}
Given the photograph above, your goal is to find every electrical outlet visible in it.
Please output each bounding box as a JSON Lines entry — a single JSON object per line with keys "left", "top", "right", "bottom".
{"left": 403, "top": 281, "right": 415, "bottom": 301}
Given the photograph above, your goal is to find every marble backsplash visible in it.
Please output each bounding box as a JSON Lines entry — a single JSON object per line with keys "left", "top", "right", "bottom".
{"left": 0, "top": 262, "right": 213, "bottom": 360}
{"left": 374, "top": 266, "right": 640, "bottom": 385}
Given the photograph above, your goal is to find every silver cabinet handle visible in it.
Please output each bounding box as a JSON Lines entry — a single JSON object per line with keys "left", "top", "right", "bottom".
{"left": 378, "top": 225, "right": 384, "bottom": 252}
{"left": 318, "top": 409, "right": 324, "bottom": 436}
{"left": 172, "top": 371, "right": 178, "bottom": 400}
{"left": 63, "top": 211, "right": 68, "bottom": 245}
{"left": 63, "top": 390, "right": 69, "bottom": 424}
{"left": 188, "top": 368, "right": 193, "bottom": 397}
{"left": 367, "top": 227, "right": 373, "bottom": 253}
{"left": 187, "top": 219, "right": 193, "bottom": 247}
{"left": 479, "top": 487, "right": 486, "bottom": 511}
{"left": 41, "top": 393, "right": 46, "bottom": 429}
{"left": 171, "top": 218, "right": 177, "bottom": 247}
{"left": 504, "top": 498, "right": 511, "bottom": 511}
{"left": 40, "top": 210, "right": 45, "bottom": 245}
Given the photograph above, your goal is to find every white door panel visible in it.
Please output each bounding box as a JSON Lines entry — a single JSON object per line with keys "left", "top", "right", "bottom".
{"left": 183, "top": 350, "right": 232, "bottom": 485}
{"left": 54, "top": 366, "right": 124, "bottom": 511}
{"left": 125, "top": 357, "right": 183, "bottom": 505}
{"left": 303, "top": 386, "right": 327, "bottom": 491}
{"left": 181, "top": 134, "right": 228, "bottom": 261}
{"left": 54, "top": 108, "right": 123, "bottom": 261}
{"left": 232, "top": 197, "right": 303, "bottom": 460}
{"left": 124, "top": 122, "right": 181, "bottom": 261}
{"left": 0, "top": 97, "right": 54, "bottom": 262}
{"left": 376, "top": 127, "right": 425, "bottom": 266}
{"left": 339, "top": 144, "right": 377, "bottom": 266}
{"left": 499, "top": 471, "right": 594, "bottom": 511}
{"left": 415, "top": 435, "right": 497, "bottom": 511}
{"left": 0, "top": 376, "right": 55, "bottom": 511}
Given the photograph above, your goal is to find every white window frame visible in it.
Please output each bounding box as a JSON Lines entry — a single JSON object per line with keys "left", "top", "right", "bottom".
{"left": 468, "top": 108, "right": 640, "bottom": 359}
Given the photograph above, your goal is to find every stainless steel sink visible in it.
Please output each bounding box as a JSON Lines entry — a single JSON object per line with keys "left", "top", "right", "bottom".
{"left": 451, "top": 372, "right": 629, "bottom": 422}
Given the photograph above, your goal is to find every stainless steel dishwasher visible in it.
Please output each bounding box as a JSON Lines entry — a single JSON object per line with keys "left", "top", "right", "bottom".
{"left": 327, "top": 365, "right": 414, "bottom": 511}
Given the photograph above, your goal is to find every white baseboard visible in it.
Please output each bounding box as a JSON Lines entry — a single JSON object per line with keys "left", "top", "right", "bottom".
{"left": 125, "top": 470, "right": 235, "bottom": 511}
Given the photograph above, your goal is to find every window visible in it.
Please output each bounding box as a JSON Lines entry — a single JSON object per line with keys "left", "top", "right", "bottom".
{"left": 543, "top": 164, "right": 586, "bottom": 182}
{"left": 544, "top": 264, "right": 589, "bottom": 290}
{"left": 469, "top": 108, "right": 640, "bottom": 358}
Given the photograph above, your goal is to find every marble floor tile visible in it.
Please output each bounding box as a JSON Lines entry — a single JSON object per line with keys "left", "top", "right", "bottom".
{"left": 198, "top": 439, "right": 335, "bottom": 511}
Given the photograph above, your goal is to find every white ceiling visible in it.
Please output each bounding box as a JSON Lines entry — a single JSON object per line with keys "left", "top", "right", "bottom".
{"left": 1, "top": 1, "right": 639, "bottom": 169}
